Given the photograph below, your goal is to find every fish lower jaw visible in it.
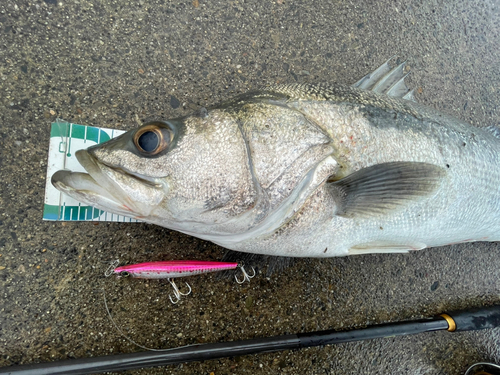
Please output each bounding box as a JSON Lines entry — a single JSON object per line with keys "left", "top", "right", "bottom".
{"left": 51, "top": 170, "right": 147, "bottom": 218}
{"left": 54, "top": 180, "right": 139, "bottom": 218}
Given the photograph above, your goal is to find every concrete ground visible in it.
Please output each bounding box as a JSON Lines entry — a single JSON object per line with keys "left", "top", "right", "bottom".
{"left": 1, "top": 0, "right": 500, "bottom": 374}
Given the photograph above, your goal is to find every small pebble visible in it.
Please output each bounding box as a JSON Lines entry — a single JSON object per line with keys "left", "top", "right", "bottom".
{"left": 430, "top": 281, "right": 439, "bottom": 291}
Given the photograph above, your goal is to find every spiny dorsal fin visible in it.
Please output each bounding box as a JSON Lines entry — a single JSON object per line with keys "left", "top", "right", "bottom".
{"left": 352, "top": 57, "right": 394, "bottom": 90}
{"left": 329, "top": 162, "right": 445, "bottom": 218}
{"left": 352, "top": 57, "right": 417, "bottom": 102}
{"left": 485, "top": 125, "right": 500, "bottom": 139}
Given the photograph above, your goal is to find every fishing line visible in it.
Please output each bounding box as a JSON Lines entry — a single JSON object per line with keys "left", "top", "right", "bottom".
{"left": 101, "top": 259, "right": 173, "bottom": 352}
{"left": 100, "top": 258, "right": 254, "bottom": 352}
{"left": 101, "top": 288, "right": 180, "bottom": 352}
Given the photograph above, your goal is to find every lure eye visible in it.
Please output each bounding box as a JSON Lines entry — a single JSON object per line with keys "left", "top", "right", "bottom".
{"left": 133, "top": 122, "right": 173, "bottom": 156}
{"left": 119, "top": 271, "right": 130, "bottom": 278}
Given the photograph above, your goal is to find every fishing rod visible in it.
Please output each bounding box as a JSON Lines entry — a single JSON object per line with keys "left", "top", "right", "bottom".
{"left": 2, "top": 305, "right": 500, "bottom": 375}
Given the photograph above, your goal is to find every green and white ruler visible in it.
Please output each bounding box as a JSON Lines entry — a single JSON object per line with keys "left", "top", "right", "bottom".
{"left": 43, "top": 119, "right": 139, "bottom": 222}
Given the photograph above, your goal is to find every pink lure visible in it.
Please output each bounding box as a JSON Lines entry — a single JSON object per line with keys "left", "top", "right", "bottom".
{"left": 113, "top": 260, "right": 238, "bottom": 279}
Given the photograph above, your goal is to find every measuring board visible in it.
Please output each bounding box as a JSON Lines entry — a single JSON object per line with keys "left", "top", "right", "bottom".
{"left": 43, "top": 119, "right": 140, "bottom": 223}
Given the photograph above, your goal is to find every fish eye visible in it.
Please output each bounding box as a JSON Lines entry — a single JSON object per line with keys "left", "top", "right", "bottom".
{"left": 138, "top": 131, "right": 159, "bottom": 152}
{"left": 133, "top": 122, "right": 173, "bottom": 156}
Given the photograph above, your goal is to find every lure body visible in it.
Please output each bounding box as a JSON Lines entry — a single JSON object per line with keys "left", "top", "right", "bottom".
{"left": 113, "top": 260, "right": 238, "bottom": 279}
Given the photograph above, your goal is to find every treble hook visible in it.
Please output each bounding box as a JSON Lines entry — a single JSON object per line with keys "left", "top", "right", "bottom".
{"left": 168, "top": 278, "right": 192, "bottom": 304}
{"left": 105, "top": 259, "right": 120, "bottom": 277}
{"left": 235, "top": 264, "right": 256, "bottom": 284}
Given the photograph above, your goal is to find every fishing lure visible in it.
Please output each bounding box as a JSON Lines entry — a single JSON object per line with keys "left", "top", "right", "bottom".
{"left": 113, "top": 260, "right": 239, "bottom": 279}
{"left": 107, "top": 260, "right": 255, "bottom": 303}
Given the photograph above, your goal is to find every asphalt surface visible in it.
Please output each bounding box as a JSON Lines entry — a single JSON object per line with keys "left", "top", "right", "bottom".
{"left": 1, "top": 0, "right": 500, "bottom": 374}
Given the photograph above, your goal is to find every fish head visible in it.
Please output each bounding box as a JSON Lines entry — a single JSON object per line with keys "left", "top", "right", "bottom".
{"left": 52, "top": 110, "right": 261, "bottom": 237}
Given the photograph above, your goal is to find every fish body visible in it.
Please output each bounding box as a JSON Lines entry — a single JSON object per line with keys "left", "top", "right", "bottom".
{"left": 114, "top": 260, "right": 238, "bottom": 279}
{"left": 52, "top": 60, "right": 500, "bottom": 257}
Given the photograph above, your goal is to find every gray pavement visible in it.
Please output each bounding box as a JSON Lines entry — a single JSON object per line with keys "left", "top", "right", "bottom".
{"left": 1, "top": 0, "right": 500, "bottom": 374}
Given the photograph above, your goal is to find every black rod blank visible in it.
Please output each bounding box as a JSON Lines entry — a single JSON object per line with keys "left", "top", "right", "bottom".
{"left": 2, "top": 305, "right": 500, "bottom": 375}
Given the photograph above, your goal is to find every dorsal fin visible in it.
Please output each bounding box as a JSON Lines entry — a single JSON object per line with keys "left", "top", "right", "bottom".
{"left": 352, "top": 57, "right": 394, "bottom": 90}
{"left": 352, "top": 57, "right": 417, "bottom": 102}
{"left": 485, "top": 125, "right": 500, "bottom": 139}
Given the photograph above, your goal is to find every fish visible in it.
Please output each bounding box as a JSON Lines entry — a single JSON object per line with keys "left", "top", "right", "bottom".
{"left": 51, "top": 58, "right": 500, "bottom": 258}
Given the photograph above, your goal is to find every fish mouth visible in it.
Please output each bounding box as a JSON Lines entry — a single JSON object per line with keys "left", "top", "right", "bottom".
{"left": 51, "top": 150, "right": 165, "bottom": 218}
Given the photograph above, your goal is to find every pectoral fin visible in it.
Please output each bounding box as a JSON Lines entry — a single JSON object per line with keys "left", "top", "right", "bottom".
{"left": 329, "top": 162, "right": 445, "bottom": 218}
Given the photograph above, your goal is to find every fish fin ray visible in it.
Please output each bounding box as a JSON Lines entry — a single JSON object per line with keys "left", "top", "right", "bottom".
{"left": 371, "top": 62, "right": 408, "bottom": 94}
{"left": 352, "top": 57, "right": 395, "bottom": 90}
{"left": 329, "top": 162, "right": 445, "bottom": 218}
{"left": 386, "top": 73, "right": 412, "bottom": 98}
{"left": 403, "top": 89, "right": 416, "bottom": 102}
{"left": 348, "top": 241, "right": 426, "bottom": 254}
{"left": 352, "top": 58, "right": 417, "bottom": 102}
{"left": 485, "top": 125, "right": 500, "bottom": 139}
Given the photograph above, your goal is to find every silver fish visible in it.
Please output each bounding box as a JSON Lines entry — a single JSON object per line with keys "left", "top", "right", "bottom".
{"left": 52, "top": 59, "right": 500, "bottom": 257}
